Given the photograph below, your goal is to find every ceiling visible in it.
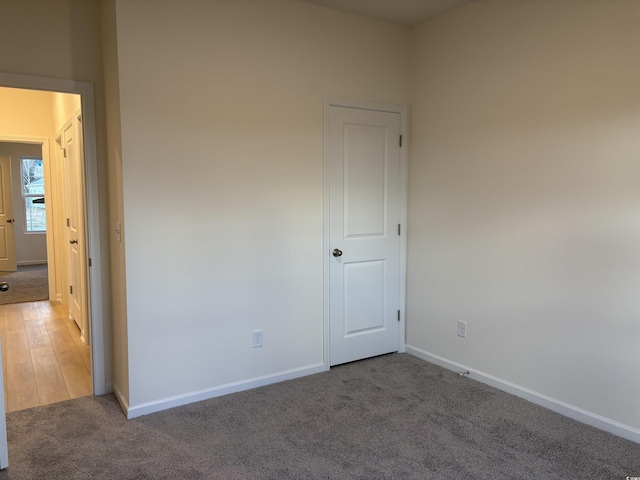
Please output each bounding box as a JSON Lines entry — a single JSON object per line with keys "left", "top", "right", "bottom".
{"left": 300, "top": 0, "right": 475, "bottom": 27}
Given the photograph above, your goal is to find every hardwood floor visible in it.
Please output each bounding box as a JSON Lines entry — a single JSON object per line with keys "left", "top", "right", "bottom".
{"left": 0, "top": 301, "right": 91, "bottom": 412}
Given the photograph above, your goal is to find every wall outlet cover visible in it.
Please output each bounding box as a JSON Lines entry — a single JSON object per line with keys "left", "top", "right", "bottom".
{"left": 457, "top": 321, "right": 467, "bottom": 338}
{"left": 253, "top": 329, "right": 263, "bottom": 348}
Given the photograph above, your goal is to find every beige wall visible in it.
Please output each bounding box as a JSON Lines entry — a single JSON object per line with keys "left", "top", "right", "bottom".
{"left": 114, "top": 0, "right": 410, "bottom": 407}
{"left": 0, "top": 88, "right": 54, "bottom": 138}
{"left": 52, "top": 92, "right": 82, "bottom": 133}
{"left": 0, "top": 0, "right": 103, "bottom": 84}
{"left": 407, "top": 0, "right": 640, "bottom": 430}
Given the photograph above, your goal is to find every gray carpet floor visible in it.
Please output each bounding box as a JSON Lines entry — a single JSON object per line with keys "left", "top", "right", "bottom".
{"left": 0, "top": 354, "right": 638, "bottom": 479}
{"left": 0, "top": 264, "right": 48, "bottom": 305}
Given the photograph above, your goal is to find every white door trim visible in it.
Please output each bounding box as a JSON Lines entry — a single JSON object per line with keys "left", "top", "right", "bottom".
{"left": 322, "top": 97, "right": 408, "bottom": 369}
{"left": 0, "top": 71, "right": 107, "bottom": 396}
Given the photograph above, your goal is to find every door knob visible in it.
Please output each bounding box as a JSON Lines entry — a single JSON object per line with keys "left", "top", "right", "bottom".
{"left": 0, "top": 282, "right": 9, "bottom": 292}
{"left": 6, "top": 219, "right": 13, "bottom": 223}
{"left": 332, "top": 249, "right": 343, "bottom": 257}
{"left": 70, "top": 239, "right": 78, "bottom": 244}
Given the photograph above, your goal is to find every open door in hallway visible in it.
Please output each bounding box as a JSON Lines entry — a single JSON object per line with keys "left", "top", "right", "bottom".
{"left": 61, "top": 114, "right": 89, "bottom": 344}
{"left": 0, "top": 157, "right": 16, "bottom": 273}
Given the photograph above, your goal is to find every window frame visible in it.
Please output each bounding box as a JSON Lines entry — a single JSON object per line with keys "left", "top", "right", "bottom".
{"left": 20, "top": 157, "right": 46, "bottom": 234}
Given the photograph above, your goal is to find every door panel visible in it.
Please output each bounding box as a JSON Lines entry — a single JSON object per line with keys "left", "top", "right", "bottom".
{"left": 344, "top": 260, "right": 385, "bottom": 334}
{"left": 0, "top": 157, "right": 16, "bottom": 272}
{"left": 344, "top": 124, "right": 386, "bottom": 237}
{"left": 329, "top": 106, "right": 401, "bottom": 366}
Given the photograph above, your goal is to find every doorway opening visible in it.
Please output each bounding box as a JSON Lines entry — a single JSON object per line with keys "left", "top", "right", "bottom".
{"left": 0, "top": 87, "right": 92, "bottom": 411}
{"left": 0, "top": 72, "right": 107, "bottom": 469}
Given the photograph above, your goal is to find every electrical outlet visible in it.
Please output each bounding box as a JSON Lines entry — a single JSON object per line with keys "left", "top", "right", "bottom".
{"left": 457, "top": 321, "right": 467, "bottom": 338}
{"left": 253, "top": 329, "right": 263, "bottom": 348}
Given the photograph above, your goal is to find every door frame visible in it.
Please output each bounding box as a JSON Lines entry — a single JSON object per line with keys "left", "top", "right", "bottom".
{"left": 322, "top": 97, "right": 408, "bottom": 368}
{"left": 0, "top": 137, "right": 53, "bottom": 283}
{"left": 0, "top": 71, "right": 107, "bottom": 396}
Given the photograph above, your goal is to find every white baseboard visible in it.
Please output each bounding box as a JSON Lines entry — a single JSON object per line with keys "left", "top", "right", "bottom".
{"left": 16, "top": 261, "right": 47, "bottom": 266}
{"left": 405, "top": 345, "right": 640, "bottom": 444}
{"left": 126, "top": 362, "right": 326, "bottom": 419}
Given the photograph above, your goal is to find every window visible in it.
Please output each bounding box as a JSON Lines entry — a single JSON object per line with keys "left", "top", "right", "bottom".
{"left": 21, "top": 158, "right": 46, "bottom": 232}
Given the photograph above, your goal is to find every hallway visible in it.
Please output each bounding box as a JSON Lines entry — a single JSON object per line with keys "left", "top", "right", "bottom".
{"left": 0, "top": 301, "right": 91, "bottom": 412}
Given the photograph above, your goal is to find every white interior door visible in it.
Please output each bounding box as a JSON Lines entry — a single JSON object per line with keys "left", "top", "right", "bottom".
{"left": 0, "top": 157, "right": 16, "bottom": 272}
{"left": 62, "top": 116, "right": 89, "bottom": 344}
{"left": 328, "top": 105, "right": 402, "bottom": 366}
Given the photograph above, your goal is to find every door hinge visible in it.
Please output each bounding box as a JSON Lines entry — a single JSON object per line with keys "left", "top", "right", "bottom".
{"left": 398, "top": 224, "right": 401, "bottom": 236}
{"left": 66, "top": 218, "right": 70, "bottom": 227}
{"left": 399, "top": 135, "right": 403, "bottom": 147}
{"left": 89, "top": 258, "right": 92, "bottom": 267}
{"left": 397, "top": 310, "right": 401, "bottom": 322}
{"left": 63, "top": 148, "right": 67, "bottom": 158}
{"left": 69, "top": 285, "right": 73, "bottom": 295}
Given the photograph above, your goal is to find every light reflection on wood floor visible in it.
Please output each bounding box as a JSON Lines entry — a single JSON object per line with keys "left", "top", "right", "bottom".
{"left": 0, "top": 301, "right": 91, "bottom": 412}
